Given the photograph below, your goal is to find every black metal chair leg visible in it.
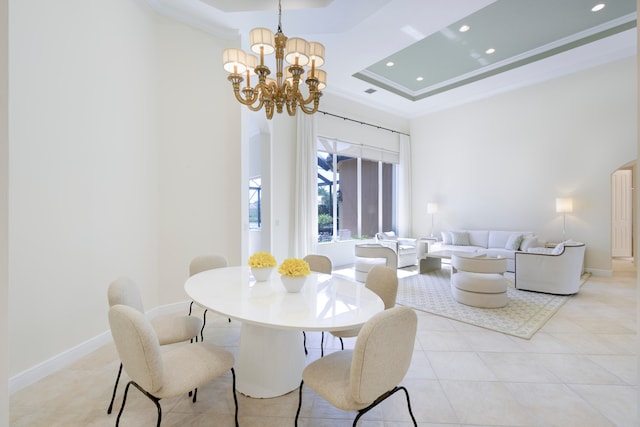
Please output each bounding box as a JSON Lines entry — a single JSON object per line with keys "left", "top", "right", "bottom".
{"left": 188, "top": 300, "right": 194, "bottom": 316}
{"left": 192, "top": 387, "right": 198, "bottom": 402}
{"left": 351, "top": 386, "right": 416, "bottom": 427}
{"left": 320, "top": 332, "right": 325, "bottom": 357}
{"left": 400, "top": 385, "right": 418, "bottom": 426}
{"left": 201, "top": 309, "right": 208, "bottom": 341}
{"left": 340, "top": 337, "right": 344, "bottom": 350}
{"left": 231, "top": 368, "right": 239, "bottom": 427}
{"left": 294, "top": 380, "right": 304, "bottom": 427}
{"left": 119, "top": 381, "right": 163, "bottom": 427}
{"left": 303, "top": 331, "right": 308, "bottom": 355}
{"left": 107, "top": 362, "right": 123, "bottom": 414}
{"left": 115, "top": 381, "right": 132, "bottom": 426}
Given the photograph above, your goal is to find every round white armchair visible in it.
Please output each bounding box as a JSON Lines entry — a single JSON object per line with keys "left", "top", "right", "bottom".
{"left": 354, "top": 244, "right": 397, "bottom": 283}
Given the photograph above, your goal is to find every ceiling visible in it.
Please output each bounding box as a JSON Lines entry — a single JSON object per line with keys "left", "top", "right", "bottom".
{"left": 147, "top": 0, "right": 637, "bottom": 118}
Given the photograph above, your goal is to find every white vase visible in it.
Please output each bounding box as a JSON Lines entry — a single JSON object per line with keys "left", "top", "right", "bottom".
{"left": 280, "top": 275, "right": 307, "bottom": 293}
{"left": 251, "top": 267, "right": 273, "bottom": 282}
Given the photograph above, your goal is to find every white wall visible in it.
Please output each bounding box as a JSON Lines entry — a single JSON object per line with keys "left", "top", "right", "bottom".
{"left": 9, "top": 0, "right": 159, "bottom": 376}
{"left": 155, "top": 13, "right": 242, "bottom": 304}
{"left": 410, "top": 57, "right": 637, "bottom": 274}
{"left": 1, "top": 0, "right": 8, "bottom": 421}
{"left": 8, "top": 0, "right": 240, "bottom": 381}
{"left": 269, "top": 116, "right": 297, "bottom": 262}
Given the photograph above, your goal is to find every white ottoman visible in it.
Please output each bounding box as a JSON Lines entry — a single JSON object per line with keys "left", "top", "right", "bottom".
{"left": 450, "top": 255, "right": 509, "bottom": 308}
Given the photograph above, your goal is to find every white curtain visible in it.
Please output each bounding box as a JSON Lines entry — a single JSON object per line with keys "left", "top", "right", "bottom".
{"left": 397, "top": 134, "right": 412, "bottom": 237}
{"left": 293, "top": 113, "right": 318, "bottom": 258}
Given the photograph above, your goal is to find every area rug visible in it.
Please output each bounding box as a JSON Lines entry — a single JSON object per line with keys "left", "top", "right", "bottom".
{"left": 396, "top": 268, "right": 588, "bottom": 339}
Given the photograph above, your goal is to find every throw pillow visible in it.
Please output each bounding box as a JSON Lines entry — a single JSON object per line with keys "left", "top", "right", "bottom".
{"left": 441, "top": 231, "right": 452, "bottom": 245}
{"left": 450, "top": 231, "right": 470, "bottom": 246}
{"left": 504, "top": 233, "right": 523, "bottom": 250}
{"left": 519, "top": 235, "right": 538, "bottom": 251}
{"left": 552, "top": 242, "right": 565, "bottom": 255}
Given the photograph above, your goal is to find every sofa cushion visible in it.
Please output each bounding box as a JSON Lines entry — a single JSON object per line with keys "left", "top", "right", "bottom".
{"left": 467, "top": 230, "right": 489, "bottom": 248}
{"left": 504, "top": 233, "right": 523, "bottom": 250}
{"left": 519, "top": 235, "right": 538, "bottom": 251}
{"left": 441, "top": 231, "right": 452, "bottom": 244}
{"left": 378, "top": 231, "right": 397, "bottom": 240}
{"left": 487, "top": 230, "right": 511, "bottom": 248}
{"left": 486, "top": 249, "right": 516, "bottom": 259}
{"left": 398, "top": 245, "right": 415, "bottom": 253}
{"left": 450, "top": 231, "right": 470, "bottom": 246}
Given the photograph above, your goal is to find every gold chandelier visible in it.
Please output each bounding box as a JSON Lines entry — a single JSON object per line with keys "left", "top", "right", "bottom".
{"left": 222, "top": 0, "right": 326, "bottom": 120}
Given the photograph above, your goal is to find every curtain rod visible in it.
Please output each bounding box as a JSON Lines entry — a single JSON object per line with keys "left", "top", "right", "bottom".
{"left": 318, "top": 110, "right": 410, "bottom": 137}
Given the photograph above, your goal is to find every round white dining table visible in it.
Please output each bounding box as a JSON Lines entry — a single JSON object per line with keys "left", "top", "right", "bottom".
{"left": 184, "top": 266, "right": 384, "bottom": 398}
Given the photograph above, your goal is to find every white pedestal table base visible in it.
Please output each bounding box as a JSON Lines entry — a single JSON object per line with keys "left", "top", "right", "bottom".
{"left": 236, "top": 323, "right": 306, "bottom": 398}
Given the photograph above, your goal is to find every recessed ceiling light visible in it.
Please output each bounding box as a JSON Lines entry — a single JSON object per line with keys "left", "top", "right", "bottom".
{"left": 459, "top": 24, "right": 470, "bottom": 32}
{"left": 386, "top": 61, "right": 395, "bottom": 67}
{"left": 592, "top": 3, "right": 605, "bottom": 12}
{"left": 416, "top": 76, "right": 424, "bottom": 81}
{"left": 486, "top": 48, "right": 496, "bottom": 54}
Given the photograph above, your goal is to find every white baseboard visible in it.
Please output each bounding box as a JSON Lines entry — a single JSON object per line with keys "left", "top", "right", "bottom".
{"left": 9, "top": 300, "right": 191, "bottom": 394}
{"left": 585, "top": 268, "right": 613, "bottom": 277}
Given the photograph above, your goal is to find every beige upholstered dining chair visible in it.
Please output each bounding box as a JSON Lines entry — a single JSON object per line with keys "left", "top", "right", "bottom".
{"left": 295, "top": 306, "right": 418, "bottom": 426}
{"left": 303, "top": 254, "right": 332, "bottom": 275}
{"left": 324, "top": 265, "right": 398, "bottom": 355}
{"left": 108, "top": 304, "right": 238, "bottom": 427}
{"left": 188, "top": 253, "right": 230, "bottom": 340}
{"left": 302, "top": 254, "right": 333, "bottom": 355}
{"left": 106, "top": 277, "right": 202, "bottom": 414}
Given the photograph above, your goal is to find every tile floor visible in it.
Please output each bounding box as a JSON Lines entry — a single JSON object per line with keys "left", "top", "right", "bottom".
{"left": 10, "top": 259, "right": 637, "bottom": 426}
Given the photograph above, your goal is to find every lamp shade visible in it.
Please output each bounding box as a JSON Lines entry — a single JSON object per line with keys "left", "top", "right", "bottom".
{"left": 250, "top": 28, "right": 275, "bottom": 55}
{"left": 245, "top": 53, "right": 258, "bottom": 75}
{"left": 308, "top": 42, "right": 325, "bottom": 68}
{"left": 556, "top": 198, "right": 573, "bottom": 213}
{"left": 427, "top": 203, "right": 438, "bottom": 214}
{"left": 222, "top": 48, "right": 247, "bottom": 74}
{"left": 285, "top": 38, "right": 310, "bottom": 66}
{"left": 313, "top": 69, "right": 327, "bottom": 90}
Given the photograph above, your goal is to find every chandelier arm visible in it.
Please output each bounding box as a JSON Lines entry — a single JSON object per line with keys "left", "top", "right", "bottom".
{"left": 285, "top": 99, "right": 298, "bottom": 116}
{"left": 231, "top": 87, "right": 261, "bottom": 107}
{"left": 296, "top": 85, "right": 322, "bottom": 107}
{"left": 245, "top": 97, "right": 267, "bottom": 112}
{"left": 297, "top": 93, "right": 321, "bottom": 114}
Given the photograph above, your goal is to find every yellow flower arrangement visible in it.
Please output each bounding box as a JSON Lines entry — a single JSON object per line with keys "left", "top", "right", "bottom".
{"left": 278, "top": 258, "right": 311, "bottom": 278}
{"left": 248, "top": 251, "right": 277, "bottom": 268}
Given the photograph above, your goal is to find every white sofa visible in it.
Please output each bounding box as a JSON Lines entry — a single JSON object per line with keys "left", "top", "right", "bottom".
{"left": 431, "top": 230, "right": 539, "bottom": 273}
{"left": 374, "top": 231, "right": 418, "bottom": 268}
{"left": 515, "top": 241, "right": 586, "bottom": 295}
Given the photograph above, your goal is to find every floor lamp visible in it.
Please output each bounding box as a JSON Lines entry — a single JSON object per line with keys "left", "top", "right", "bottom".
{"left": 556, "top": 198, "right": 573, "bottom": 241}
{"left": 427, "top": 203, "right": 438, "bottom": 237}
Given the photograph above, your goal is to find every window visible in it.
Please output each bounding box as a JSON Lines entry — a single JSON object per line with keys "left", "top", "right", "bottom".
{"left": 317, "top": 137, "right": 397, "bottom": 242}
{"left": 249, "top": 177, "right": 262, "bottom": 229}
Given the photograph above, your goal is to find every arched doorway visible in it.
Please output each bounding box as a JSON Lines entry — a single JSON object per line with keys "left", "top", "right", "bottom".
{"left": 611, "top": 161, "right": 636, "bottom": 271}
